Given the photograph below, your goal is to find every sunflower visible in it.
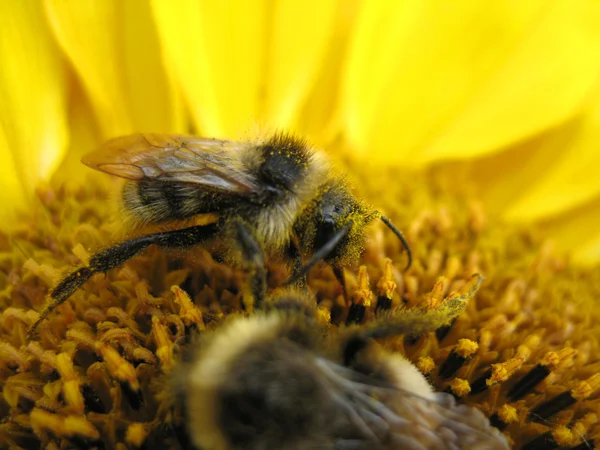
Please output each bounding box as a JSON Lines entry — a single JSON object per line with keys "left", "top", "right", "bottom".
{"left": 1, "top": 1, "right": 600, "bottom": 449}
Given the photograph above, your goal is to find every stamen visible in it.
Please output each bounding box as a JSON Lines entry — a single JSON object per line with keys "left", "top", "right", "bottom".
{"left": 508, "top": 348, "right": 576, "bottom": 401}
{"left": 528, "top": 373, "right": 600, "bottom": 423}
{"left": 470, "top": 357, "right": 525, "bottom": 395}
{"left": 375, "top": 258, "right": 396, "bottom": 311}
{"left": 416, "top": 356, "right": 435, "bottom": 376}
{"left": 439, "top": 339, "right": 478, "bottom": 379}
{"left": 171, "top": 286, "right": 204, "bottom": 329}
{"left": 489, "top": 404, "right": 518, "bottom": 430}
{"left": 152, "top": 316, "right": 175, "bottom": 372}
{"left": 445, "top": 378, "right": 471, "bottom": 400}
{"left": 346, "top": 266, "right": 372, "bottom": 325}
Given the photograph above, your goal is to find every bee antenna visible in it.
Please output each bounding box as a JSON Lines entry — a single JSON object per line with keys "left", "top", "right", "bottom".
{"left": 379, "top": 215, "right": 412, "bottom": 270}
{"left": 284, "top": 221, "right": 353, "bottom": 286}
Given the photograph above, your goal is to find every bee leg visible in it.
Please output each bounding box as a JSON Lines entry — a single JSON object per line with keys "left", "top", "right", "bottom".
{"left": 232, "top": 221, "right": 267, "bottom": 310}
{"left": 29, "top": 223, "right": 220, "bottom": 336}
{"left": 342, "top": 274, "right": 483, "bottom": 365}
{"left": 283, "top": 221, "right": 353, "bottom": 287}
{"left": 333, "top": 266, "right": 347, "bottom": 298}
{"left": 285, "top": 241, "right": 306, "bottom": 288}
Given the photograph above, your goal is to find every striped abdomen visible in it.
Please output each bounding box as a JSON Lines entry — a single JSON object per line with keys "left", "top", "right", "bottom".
{"left": 121, "top": 180, "right": 233, "bottom": 225}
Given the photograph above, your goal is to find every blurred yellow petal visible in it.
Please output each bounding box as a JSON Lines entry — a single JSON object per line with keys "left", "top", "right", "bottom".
{"left": 152, "top": 0, "right": 267, "bottom": 137}
{"left": 51, "top": 82, "right": 102, "bottom": 186}
{"left": 342, "top": 1, "right": 600, "bottom": 166}
{"left": 263, "top": 0, "right": 338, "bottom": 130}
{"left": 538, "top": 194, "right": 600, "bottom": 264}
{"left": 0, "top": 0, "right": 68, "bottom": 196}
{"left": 121, "top": 0, "right": 186, "bottom": 133}
{"left": 153, "top": 0, "right": 339, "bottom": 138}
{"left": 502, "top": 80, "right": 600, "bottom": 222}
{"left": 437, "top": 128, "right": 573, "bottom": 220}
{"left": 0, "top": 125, "right": 26, "bottom": 220}
{"left": 44, "top": 0, "right": 184, "bottom": 138}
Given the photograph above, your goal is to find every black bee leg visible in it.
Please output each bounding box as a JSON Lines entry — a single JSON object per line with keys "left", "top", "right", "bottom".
{"left": 333, "top": 266, "right": 347, "bottom": 299}
{"left": 233, "top": 221, "right": 267, "bottom": 310}
{"left": 283, "top": 221, "right": 353, "bottom": 286}
{"left": 29, "top": 223, "right": 220, "bottom": 335}
{"left": 285, "top": 241, "right": 306, "bottom": 289}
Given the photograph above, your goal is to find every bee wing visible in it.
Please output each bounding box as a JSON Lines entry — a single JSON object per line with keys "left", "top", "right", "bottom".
{"left": 316, "top": 360, "right": 509, "bottom": 450}
{"left": 82, "top": 133, "right": 260, "bottom": 194}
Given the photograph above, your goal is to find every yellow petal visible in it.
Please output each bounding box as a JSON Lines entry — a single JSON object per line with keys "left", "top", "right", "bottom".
{"left": 0, "top": 125, "right": 26, "bottom": 221}
{"left": 44, "top": 0, "right": 184, "bottom": 138}
{"left": 121, "top": 0, "right": 186, "bottom": 133}
{"left": 51, "top": 82, "right": 102, "bottom": 186}
{"left": 296, "top": 1, "right": 360, "bottom": 141}
{"left": 501, "top": 80, "right": 600, "bottom": 222}
{"left": 263, "top": 0, "right": 338, "bottom": 130}
{"left": 152, "top": 0, "right": 267, "bottom": 138}
{"left": 0, "top": 0, "right": 68, "bottom": 195}
{"left": 538, "top": 194, "right": 600, "bottom": 265}
{"left": 342, "top": 1, "right": 600, "bottom": 166}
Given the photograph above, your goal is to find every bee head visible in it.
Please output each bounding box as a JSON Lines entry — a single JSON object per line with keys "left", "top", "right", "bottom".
{"left": 288, "top": 181, "right": 411, "bottom": 286}
{"left": 295, "top": 181, "right": 376, "bottom": 267}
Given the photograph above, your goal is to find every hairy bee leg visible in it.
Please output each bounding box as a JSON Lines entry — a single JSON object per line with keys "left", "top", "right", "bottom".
{"left": 29, "top": 223, "right": 220, "bottom": 335}
{"left": 364, "top": 274, "right": 482, "bottom": 340}
{"left": 343, "top": 274, "right": 483, "bottom": 365}
{"left": 233, "top": 221, "right": 267, "bottom": 310}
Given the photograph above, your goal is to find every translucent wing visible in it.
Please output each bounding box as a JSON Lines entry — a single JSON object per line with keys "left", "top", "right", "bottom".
{"left": 316, "top": 359, "right": 510, "bottom": 450}
{"left": 82, "top": 133, "right": 260, "bottom": 194}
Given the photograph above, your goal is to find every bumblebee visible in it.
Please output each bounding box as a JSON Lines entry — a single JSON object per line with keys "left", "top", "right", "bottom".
{"left": 30, "top": 132, "right": 411, "bottom": 332}
{"left": 169, "top": 222, "right": 508, "bottom": 450}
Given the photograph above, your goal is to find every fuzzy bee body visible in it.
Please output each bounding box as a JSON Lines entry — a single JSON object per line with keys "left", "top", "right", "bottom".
{"left": 169, "top": 223, "right": 509, "bottom": 450}
{"left": 178, "top": 311, "right": 509, "bottom": 450}
{"left": 92, "top": 133, "right": 330, "bottom": 252}
{"left": 30, "top": 132, "right": 410, "bottom": 333}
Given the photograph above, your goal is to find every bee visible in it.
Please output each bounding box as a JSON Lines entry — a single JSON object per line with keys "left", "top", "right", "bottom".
{"left": 30, "top": 132, "right": 411, "bottom": 333}
{"left": 169, "top": 221, "right": 509, "bottom": 450}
